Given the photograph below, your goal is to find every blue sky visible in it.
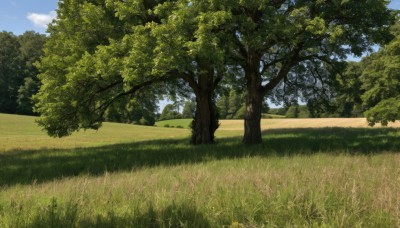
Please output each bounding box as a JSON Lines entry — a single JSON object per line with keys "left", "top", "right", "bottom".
{"left": 1, "top": 0, "right": 399, "bottom": 35}
{"left": 0, "top": 0, "right": 58, "bottom": 35}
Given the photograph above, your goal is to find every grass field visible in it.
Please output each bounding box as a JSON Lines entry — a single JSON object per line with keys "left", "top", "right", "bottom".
{"left": 1, "top": 113, "right": 400, "bottom": 227}
{"left": 261, "top": 113, "right": 286, "bottom": 119}
{"left": 155, "top": 119, "right": 192, "bottom": 129}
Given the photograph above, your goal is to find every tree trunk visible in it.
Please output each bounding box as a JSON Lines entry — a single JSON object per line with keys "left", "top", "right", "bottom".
{"left": 243, "top": 90, "right": 262, "bottom": 144}
{"left": 242, "top": 52, "right": 263, "bottom": 144}
{"left": 191, "top": 91, "right": 219, "bottom": 145}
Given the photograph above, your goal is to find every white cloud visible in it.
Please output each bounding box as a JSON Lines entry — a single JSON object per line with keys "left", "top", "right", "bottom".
{"left": 27, "top": 11, "right": 57, "bottom": 28}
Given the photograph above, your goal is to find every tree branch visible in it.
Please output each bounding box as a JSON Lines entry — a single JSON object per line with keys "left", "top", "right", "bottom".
{"left": 261, "top": 44, "right": 304, "bottom": 96}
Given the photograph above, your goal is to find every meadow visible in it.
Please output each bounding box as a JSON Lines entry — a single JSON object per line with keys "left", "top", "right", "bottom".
{"left": 0, "top": 113, "right": 399, "bottom": 227}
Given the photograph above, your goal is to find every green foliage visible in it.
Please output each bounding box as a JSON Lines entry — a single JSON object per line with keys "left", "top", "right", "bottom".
{"left": 268, "top": 108, "right": 287, "bottom": 116}
{"left": 227, "top": 90, "right": 244, "bottom": 119}
{"left": 181, "top": 100, "right": 196, "bottom": 118}
{"left": 16, "top": 77, "right": 40, "bottom": 115}
{"left": 34, "top": 0, "right": 229, "bottom": 143}
{"left": 32, "top": 0, "right": 395, "bottom": 144}
{"left": 104, "top": 90, "right": 158, "bottom": 126}
{"left": 216, "top": 95, "right": 229, "bottom": 118}
{"left": 0, "top": 31, "right": 45, "bottom": 115}
{"left": 364, "top": 98, "right": 400, "bottom": 126}
{"left": 261, "top": 113, "right": 285, "bottom": 119}
{"left": 18, "top": 31, "right": 47, "bottom": 78}
{"left": 306, "top": 61, "right": 364, "bottom": 118}
{"left": 0, "top": 32, "right": 23, "bottom": 113}
{"left": 297, "top": 106, "right": 310, "bottom": 118}
{"left": 217, "top": 89, "right": 248, "bottom": 119}
{"left": 285, "top": 103, "right": 310, "bottom": 118}
{"left": 286, "top": 105, "right": 300, "bottom": 118}
{"left": 361, "top": 33, "right": 400, "bottom": 126}
{"left": 33, "top": 0, "right": 156, "bottom": 137}
{"left": 156, "top": 119, "right": 192, "bottom": 129}
{"left": 225, "top": 0, "right": 395, "bottom": 142}
{"left": 159, "top": 104, "right": 181, "bottom": 121}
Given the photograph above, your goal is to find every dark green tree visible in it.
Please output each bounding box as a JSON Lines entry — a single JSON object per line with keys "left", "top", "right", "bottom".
{"left": 17, "top": 77, "right": 41, "bottom": 114}
{"left": 361, "top": 35, "right": 400, "bottom": 126}
{"left": 0, "top": 32, "right": 23, "bottom": 113}
{"left": 16, "top": 31, "right": 47, "bottom": 115}
{"left": 216, "top": 95, "right": 229, "bottom": 119}
{"left": 222, "top": 0, "right": 394, "bottom": 143}
{"left": 182, "top": 100, "right": 196, "bottom": 118}
{"left": 285, "top": 105, "right": 299, "bottom": 118}
{"left": 227, "top": 90, "right": 245, "bottom": 119}
{"left": 332, "top": 61, "right": 367, "bottom": 118}
{"left": 216, "top": 89, "right": 247, "bottom": 119}
{"left": 104, "top": 89, "right": 158, "bottom": 126}
{"left": 34, "top": 0, "right": 133, "bottom": 137}
{"left": 34, "top": 0, "right": 230, "bottom": 144}
{"left": 160, "top": 104, "right": 181, "bottom": 121}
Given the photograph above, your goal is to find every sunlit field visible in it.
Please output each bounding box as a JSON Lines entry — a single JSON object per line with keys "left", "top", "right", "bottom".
{"left": 3, "top": 113, "right": 400, "bottom": 151}
{"left": 1, "top": 113, "right": 399, "bottom": 227}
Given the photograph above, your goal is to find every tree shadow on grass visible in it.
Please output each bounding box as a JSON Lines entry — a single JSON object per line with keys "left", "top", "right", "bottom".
{"left": 1, "top": 127, "right": 400, "bottom": 186}
{"left": 26, "top": 199, "right": 210, "bottom": 228}
{"left": 262, "top": 127, "right": 400, "bottom": 155}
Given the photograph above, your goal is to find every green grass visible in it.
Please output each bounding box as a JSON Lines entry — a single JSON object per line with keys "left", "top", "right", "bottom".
{"left": 155, "top": 119, "right": 192, "bottom": 128}
{"left": 154, "top": 114, "right": 286, "bottom": 129}
{"left": 0, "top": 113, "right": 399, "bottom": 227}
{"left": 0, "top": 114, "right": 189, "bottom": 151}
{"left": 262, "top": 113, "right": 286, "bottom": 118}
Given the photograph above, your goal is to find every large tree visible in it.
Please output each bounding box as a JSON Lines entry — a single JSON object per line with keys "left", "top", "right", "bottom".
{"left": 34, "top": 0, "right": 230, "bottom": 144}
{"left": 129, "top": 2, "right": 231, "bottom": 144}
{"left": 34, "top": 0, "right": 133, "bottom": 137}
{"left": 338, "top": 18, "right": 400, "bottom": 126}
{"left": 361, "top": 35, "right": 400, "bottom": 126}
{"left": 222, "top": 0, "right": 395, "bottom": 143}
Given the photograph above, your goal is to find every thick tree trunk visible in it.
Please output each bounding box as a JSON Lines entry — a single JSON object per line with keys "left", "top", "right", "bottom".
{"left": 242, "top": 52, "right": 263, "bottom": 144}
{"left": 243, "top": 89, "right": 262, "bottom": 144}
{"left": 191, "top": 91, "right": 219, "bottom": 145}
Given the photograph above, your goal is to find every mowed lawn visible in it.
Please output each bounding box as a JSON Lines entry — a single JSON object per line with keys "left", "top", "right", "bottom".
{"left": 0, "top": 113, "right": 400, "bottom": 227}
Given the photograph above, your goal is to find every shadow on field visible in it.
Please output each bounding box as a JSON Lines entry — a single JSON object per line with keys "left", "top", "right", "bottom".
{"left": 1, "top": 127, "right": 400, "bottom": 186}
{"left": 26, "top": 200, "right": 210, "bottom": 228}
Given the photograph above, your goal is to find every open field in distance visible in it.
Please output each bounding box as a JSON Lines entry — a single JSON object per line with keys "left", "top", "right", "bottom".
{"left": 2, "top": 113, "right": 400, "bottom": 151}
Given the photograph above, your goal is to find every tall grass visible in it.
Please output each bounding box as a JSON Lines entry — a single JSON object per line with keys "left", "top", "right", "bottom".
{"left": 0, "top": 114, "right": 399, "bottom": 227}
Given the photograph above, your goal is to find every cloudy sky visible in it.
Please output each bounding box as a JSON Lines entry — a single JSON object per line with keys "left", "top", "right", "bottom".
{"left": 0, "top": 0, "right": 399, "bottom": 35}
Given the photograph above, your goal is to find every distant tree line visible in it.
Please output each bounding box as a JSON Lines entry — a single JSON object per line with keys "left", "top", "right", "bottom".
{"left": 0, "top": 31, "right": 46, "bottom": 115}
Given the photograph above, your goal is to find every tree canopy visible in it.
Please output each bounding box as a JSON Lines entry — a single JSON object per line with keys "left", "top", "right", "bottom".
{"left": 34, "top": 0, "right": 230, "bottom": 144}
{"left": 221, "top": 0, "right": 395, "bottom": 143}
{"left": 33, "top": 0, "right": 396, "bottom": 145}
{"left": 361, "top": 35, "right": 400, "bottom": 126}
